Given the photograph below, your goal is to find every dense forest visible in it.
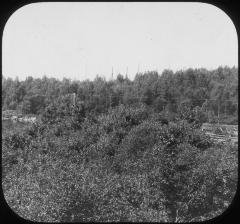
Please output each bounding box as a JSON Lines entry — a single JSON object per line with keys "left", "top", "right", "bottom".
{"left": 2, "top": 66, "right": 238, "bottom": 222}
{"left": 2, "top": 66, "right": 238, "bottom": 124}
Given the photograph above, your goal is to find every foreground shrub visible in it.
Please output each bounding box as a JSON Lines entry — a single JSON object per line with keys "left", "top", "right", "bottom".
{"left": 186, "top": 144, "right": 238, "bottom": 221}
{"left": 98, "top": 104, "right": 150, "bottom": 135}
{"left": 145, "top": 142, "right": 238, "bottom": 222}
{"left": 3, "top": 132, "right": 32, "bottom": 151}
{"left": 2, "top": 104, "right": 237, "bottom": 222}
{"left": 120, "top": 121, "right": 164, "bottom": 158}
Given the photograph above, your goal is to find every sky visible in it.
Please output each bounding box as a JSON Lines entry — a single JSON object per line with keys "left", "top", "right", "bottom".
{"left": 2, "top": 2, "right": 238, "bottom": 81}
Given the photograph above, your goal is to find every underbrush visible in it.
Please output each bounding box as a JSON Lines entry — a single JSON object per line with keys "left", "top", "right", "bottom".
{"left": 2, "top": 105, "right": 238, "bottom": 222}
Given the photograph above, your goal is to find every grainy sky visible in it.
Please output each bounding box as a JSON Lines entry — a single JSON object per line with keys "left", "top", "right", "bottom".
{"left": 2, "top": 2, "right": 238, "bottom": 81}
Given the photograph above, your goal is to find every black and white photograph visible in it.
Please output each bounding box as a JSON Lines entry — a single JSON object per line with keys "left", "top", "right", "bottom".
{"left": 1, "top": 2, "right": 238, "bottom": 222}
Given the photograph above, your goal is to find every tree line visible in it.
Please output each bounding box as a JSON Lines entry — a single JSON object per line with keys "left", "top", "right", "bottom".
{"left": 2, "top": 66, "right": 238, "bottom": 124}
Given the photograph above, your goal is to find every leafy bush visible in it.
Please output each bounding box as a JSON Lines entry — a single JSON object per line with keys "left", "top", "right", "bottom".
{"left": 120, "top": 121, "right": 163, "bottom": 158}
{"left": 3, "top": 132, "right": 32, "bottom": 151}
{"left": 98, "top": 104, "right": 150, "bottom": 135}
{"left": 187, "top": 144, "right": 238, "bottom": 221}
{"left": 2, "top": 104, "right": 237, "bottom": 222}
{"left": 177, "top": 104, "right": 207, "bottom": 127}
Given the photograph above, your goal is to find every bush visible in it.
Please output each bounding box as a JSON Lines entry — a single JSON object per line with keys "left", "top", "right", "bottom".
{"left": 3, "top": 132, "right": 32, "bottom": 151}
{"left": 2, "top": 104, "right": 237, "bottom": 222}
{"left": 120, "top": 121, "right": 163, "bottom": 158}
{"left": 187, "top": 144, "right": 238, "bottom": 220}
{"left": 98, "top": 104, "right": 150, "bottom": 135}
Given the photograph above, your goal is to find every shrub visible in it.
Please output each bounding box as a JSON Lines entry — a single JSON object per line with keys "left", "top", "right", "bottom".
{"left": 120, "top": 121, "right": 163, "bottom": 158}
{"left": 2, "top": 103, "right": 237, "bottom": 222}
{"left": 79, "top": 118, "right": 101, "bottom": 148}
{"left": 3, "top": 132, "right": 31, "bottom": 151}
{"left": 186, "top": 144, "right": 238, "bottom": 221}
{"left": 98, "top": 104, "right": 150, "bottom": 135}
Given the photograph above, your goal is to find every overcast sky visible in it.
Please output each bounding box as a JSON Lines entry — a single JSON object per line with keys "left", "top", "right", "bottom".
{"left": 2, "top": 2, "right": 238, "bottom": 81}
